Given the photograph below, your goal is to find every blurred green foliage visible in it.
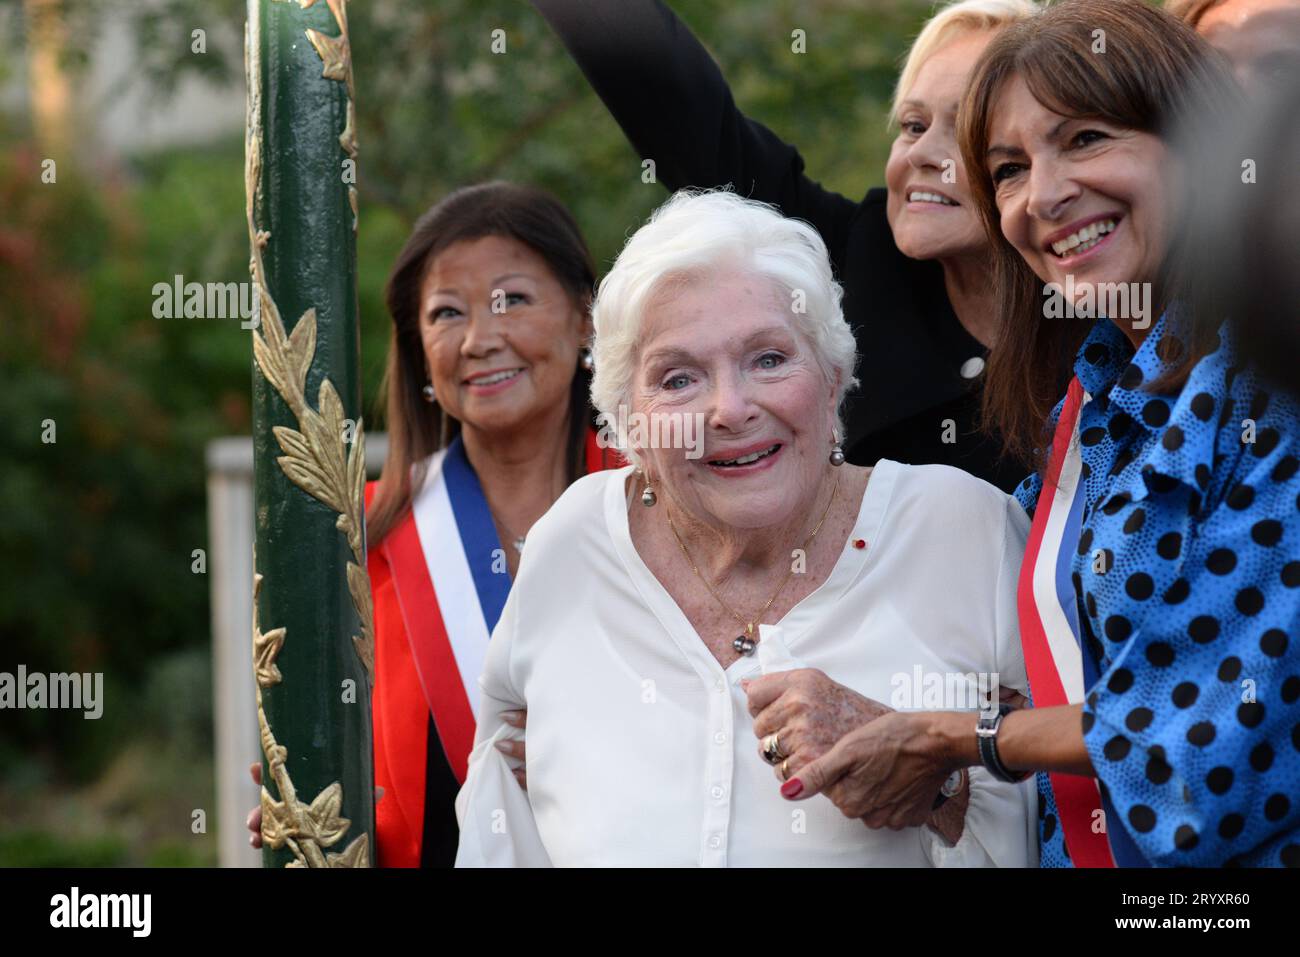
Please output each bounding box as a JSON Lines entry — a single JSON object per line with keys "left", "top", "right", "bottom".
{"left": 0, "top": 0, "right": 929, "bottom": 863}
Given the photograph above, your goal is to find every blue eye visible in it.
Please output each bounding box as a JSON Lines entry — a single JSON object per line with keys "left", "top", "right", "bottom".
{"left": 430, "top": 306, "right": 461, "bottom": 321}
{"left": 663, "top": 373, "right": 692, "bottom": 391}
{"left": 757, "top": 352, "right": 785, "bottom": 369}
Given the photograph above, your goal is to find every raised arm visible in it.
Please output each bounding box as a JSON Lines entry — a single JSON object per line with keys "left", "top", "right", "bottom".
{"left": 532, "top": 0, "right": 857, "bottom": 270}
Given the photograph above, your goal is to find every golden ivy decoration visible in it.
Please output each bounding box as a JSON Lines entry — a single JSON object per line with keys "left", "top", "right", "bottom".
{"left": 245, "top": 0, "right": 371, "bottom": 868}
{"left": 246, "top": 0, "right": 372, "bottom": 680}
{"left": 253, "top": 574, "right": 370, "bottom": 868}
{"left": 288, "top": 0, "right": 358, "bottom": 228}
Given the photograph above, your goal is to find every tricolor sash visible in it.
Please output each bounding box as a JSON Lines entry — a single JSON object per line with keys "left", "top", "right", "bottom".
{"left": 385, "top": 436, "right": 511, "bottom": 784}
{"left": 1017, "top": 377, "right": 1148, "bottom": 867}
{"left": 383, "top": 429, "right": 623, "bottom": 785}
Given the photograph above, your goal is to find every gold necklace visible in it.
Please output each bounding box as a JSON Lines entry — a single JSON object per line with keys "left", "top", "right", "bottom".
{"left": 665, "top": 470, "right": 841, "bottom": 656}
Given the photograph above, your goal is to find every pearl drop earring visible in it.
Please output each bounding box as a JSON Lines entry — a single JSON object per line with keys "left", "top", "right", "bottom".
{"left": 829, "top": 429, "right": 845, "bottom": 466}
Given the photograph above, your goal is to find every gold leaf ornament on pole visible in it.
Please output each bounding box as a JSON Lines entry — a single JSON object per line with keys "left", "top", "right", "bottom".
{"left": 253, "top": 575, "right": 369, "bottom": 868}
{"left": 300, "top": 0, "right": 359, "bottom": 228}
{"left": 248, "top": 0, "right": 372, "bottom": 683}
{"left": 247, "top": 0, "right": 373, "bottom": 868}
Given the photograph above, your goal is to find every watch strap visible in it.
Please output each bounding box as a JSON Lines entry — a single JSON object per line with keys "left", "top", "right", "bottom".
{"left": 976, "top": 703, "right": 1031, "bottom": 784}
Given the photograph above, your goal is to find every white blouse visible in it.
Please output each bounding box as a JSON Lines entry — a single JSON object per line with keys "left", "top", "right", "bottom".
{"left": 455, "top": 459, "right": 1038, "bottom": 867}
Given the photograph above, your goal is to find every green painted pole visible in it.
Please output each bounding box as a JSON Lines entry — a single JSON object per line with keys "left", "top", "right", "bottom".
{"left": 245, "top": 0, "right": 373, "bottom": 868}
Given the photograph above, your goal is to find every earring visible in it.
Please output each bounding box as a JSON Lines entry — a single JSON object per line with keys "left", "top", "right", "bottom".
{"left": 640, "top": 474, "right": 657, "bottom": 507}
{"left": 579, "top": 347, "right": 595, "bottom": 373}
{"left": 829, "top": 430, "right": 845, "bottom": 467}
{"left": 422, "top": 383, "right": 435, "bottom": 403}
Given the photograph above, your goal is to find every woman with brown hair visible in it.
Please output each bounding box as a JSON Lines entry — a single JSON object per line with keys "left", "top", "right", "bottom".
{"left": 764, "top": 0, "right": 1300, "bottom": 868}
{"left": 251, "top": 181, "right": 621, "bottom": 866}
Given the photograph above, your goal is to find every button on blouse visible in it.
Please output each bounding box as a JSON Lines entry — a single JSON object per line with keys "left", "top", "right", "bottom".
{"left": 457, "top": 460, "right": 1038, "bottom": 866}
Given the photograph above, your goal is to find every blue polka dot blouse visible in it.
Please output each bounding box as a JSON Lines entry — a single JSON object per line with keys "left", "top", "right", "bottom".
{"left": 1014, "top": 312, "right": 1300, "bottom": 867}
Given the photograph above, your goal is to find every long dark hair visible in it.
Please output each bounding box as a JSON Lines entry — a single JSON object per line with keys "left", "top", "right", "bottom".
{"left": 957, "top": 0, "right": 1239, "bottom": 467}
{"left": 367, "top": 181, "right": 597, "bottom": 549}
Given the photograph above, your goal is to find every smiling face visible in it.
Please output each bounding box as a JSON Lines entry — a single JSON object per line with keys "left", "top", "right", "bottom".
{"left": 885, "top": 30, "right": 997, "bottom": 262}
{"left": 985, "top": 75, "right": 1174, "bottom": 313}
{"left": 632, "top": 267, "right": 837, "bottom": 533}
{"left": 418, "top": 234, "right": 589, "bottom": 440}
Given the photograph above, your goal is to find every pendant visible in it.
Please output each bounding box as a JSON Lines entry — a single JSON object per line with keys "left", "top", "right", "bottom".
{"left": 733, "top": 635, "right": 756, "bottom": 656}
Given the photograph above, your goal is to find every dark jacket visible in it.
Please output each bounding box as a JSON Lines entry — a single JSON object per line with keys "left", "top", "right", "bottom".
{"left": 534, "top": 0, "right": 1027, "bottom": 492}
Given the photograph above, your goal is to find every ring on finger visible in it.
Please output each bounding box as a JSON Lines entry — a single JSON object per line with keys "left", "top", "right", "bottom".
{"left": 761, "top": 732, "right": 787, "bottom": 765}
{"left": 781, "top": 757, "right": 791, "bottom": 780}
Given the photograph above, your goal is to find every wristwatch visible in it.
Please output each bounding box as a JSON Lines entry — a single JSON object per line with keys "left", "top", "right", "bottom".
{"left": 976, "top": 703, "right": 1032, "bottom": 783}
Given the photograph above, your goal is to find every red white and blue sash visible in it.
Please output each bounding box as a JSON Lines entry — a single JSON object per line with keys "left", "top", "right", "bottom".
{"left": 1017, "top": 377, "right": 1148, "bottom": 867}
{"left": 383, "top": 430, "right": 620, "bottom": 785}
{"left": 385, "top": 436, "right": 510, "bottom": 784}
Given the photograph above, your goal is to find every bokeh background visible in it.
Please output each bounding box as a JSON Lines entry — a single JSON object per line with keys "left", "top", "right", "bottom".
{"left": 1, "top": 0, "right": 933, "bottom": 865}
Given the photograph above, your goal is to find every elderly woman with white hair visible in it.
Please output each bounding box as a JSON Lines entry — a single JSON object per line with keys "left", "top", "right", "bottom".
{"left": 532, "top": 0, "right": 1041, "bottom": 494}
{"left": 454, "top": 189, "right": 1036, "bottom": 867}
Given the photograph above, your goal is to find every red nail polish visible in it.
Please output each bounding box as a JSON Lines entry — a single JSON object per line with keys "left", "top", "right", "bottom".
{"left": 781, "top": 778, "right": 804, "bottom": 798}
